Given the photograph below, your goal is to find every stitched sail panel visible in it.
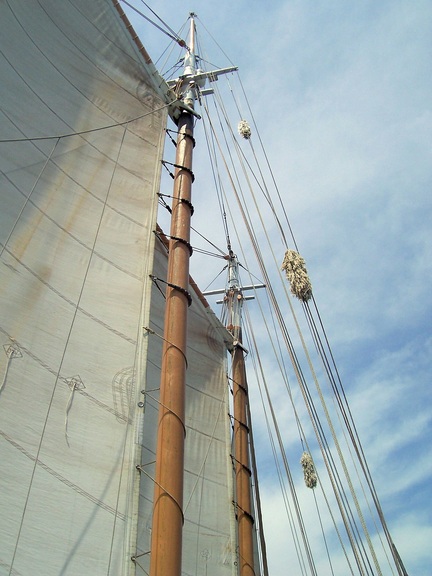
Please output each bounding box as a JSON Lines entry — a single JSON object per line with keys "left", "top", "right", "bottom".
{"left": 0, "top": 1, "right": 166, "bottom": 574}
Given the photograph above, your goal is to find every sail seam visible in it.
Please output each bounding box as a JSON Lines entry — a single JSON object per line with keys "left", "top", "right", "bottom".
{"left": 0, "top": 429, "right": 126, "bottom": 520}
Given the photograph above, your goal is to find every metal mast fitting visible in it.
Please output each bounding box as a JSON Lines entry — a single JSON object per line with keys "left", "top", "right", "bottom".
{"left": 167, "top": 15, "right": 237, "bottom": 113}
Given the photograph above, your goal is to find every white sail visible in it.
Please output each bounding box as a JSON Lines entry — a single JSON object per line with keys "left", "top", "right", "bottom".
{"left": 0, "top": 1, "right": 236, "bottom": 574}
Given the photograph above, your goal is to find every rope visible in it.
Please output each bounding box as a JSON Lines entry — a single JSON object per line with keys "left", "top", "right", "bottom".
{"left": 120, "top": 0, "right": 188, "bottom": 48}
{"left": 0, "top": 103, "right": 175, "bottom": 143}
{"left": 186, "top": 23, "right": 404, "bottom": 575}
{"left": 200, "top": 82, "right": 374, "bottom": 573}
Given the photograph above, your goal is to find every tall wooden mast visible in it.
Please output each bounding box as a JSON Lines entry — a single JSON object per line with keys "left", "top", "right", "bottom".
{"left": 226, "top": 251, "right": 256, "bottom": 576}
{"left": 148, "top": 14, "right": 238, "bottom": 575}
{"left": 149, "top": 15, "right": 197, "bottom": 576}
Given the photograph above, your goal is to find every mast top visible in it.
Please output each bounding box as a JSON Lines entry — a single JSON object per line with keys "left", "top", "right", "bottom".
{"left": 166, "top": 17, "right": 238, "bottom": 121}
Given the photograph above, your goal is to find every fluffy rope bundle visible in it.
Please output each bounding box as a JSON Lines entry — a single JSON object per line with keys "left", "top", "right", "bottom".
{"left": 300, "top": 451, "right": 317, "bottom": 489}
{"left": 238, "top": 119, "right": 251, "bottom": 139}
{"left": 281, "top": 249, "right": 312, "bottom": 301}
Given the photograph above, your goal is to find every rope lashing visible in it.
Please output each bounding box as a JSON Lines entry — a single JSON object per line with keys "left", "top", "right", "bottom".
{"left": 238, "top": 119, "right": 251, "bottom": 139}
{"left": 300, "top": 451, "right": 317, "bottom": 489}
{"left": 281, "top": 249, "right": 312, "bottom": 301}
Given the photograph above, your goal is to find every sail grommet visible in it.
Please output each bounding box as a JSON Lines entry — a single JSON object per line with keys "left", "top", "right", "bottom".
{"left": 137, "top": 401, "right": 144, "bottom": 408}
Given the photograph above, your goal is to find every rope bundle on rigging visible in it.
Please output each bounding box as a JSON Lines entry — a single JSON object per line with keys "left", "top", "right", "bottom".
{"left": 238, "top": 119, "right": 251, "bottom": 139}
{"left": 300, "top": 452, "right": 317, "bottom": 489}
{"left": 281, "top": 249, "right": 312, "bottom": 301}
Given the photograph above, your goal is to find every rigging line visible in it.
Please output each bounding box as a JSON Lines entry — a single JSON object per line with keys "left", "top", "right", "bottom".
{"left": 202, "top": 265, "right": 228, "bottom": 294}
{"left": 303, "top": 305, "right": 391, "bottom": 540}
{"left": 209, "top": 85, "right": 376, "bottom": 571}
{"left": 310, "top": 295, "right": 398, "bottom": 559}
{"left": 301, "top": 311, "right": 385, "bottom": 575}
{"left": 189, "top": 247, "right": 226, "bottom": 259}
{"left": 194, "top": 14, "right": 237, "bottom": 68}
{"left": 243, "top": 328, "right": 318, "bottom": 576}
{"left": 7, "top": 124, "right": 130, "bottom": 574}
{"left": 119, "top": 0, "right": 188, "bottom": 48}
{"left": 224, "top": 183, "right": 367, "bottom": 573}
{"left": 246, "top": 352, "right": 308, "bottom": 576}
{"left": 243, "top": 278, "right": 356, "bottom": 571}
{"left": 0, "top": 137, "right": 60, "bottom": 260}
{"left": 306, "top": 315, "right": 396, "bottom": 573}
{"left": 242, "top": 318, "right": 309, "bottom": 576}
{"left": 0, "top": 101, "right": 176, "bottom": 143}
{"left": 210, "top": 75, "right": 288, "bottom": 247}
{"left": 247, "top": 298, "right": 356, "bottom": 576}
{"left": 199, "top": 98, "right": 232, "bottom": 249}
{"left": 143, "top": 326, "right": 188, "bottom": 369}
{"left": 204, "top": 81, "right": 376, "bottom": 571}
{"left": 203, "top": 96, "right": 261, "bottom": 259}
{"left": 243, "top": 313, "right": 343, "bottom": 576}
{"left": 212, "top": 77, "right": 384, "bottom": 572}
{"left": 313, "top": 489, "right": 336, "bottom": 576}
{"left": 236, "top": 73, "right": 299, "bottom": 251}
{"left": 190, "top": 224, "right": 227, "bottom": 256}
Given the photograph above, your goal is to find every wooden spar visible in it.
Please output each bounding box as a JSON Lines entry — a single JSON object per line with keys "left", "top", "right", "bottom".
{"left": 149, "top": 16, "right": 196, "bottom": 576}
{"left": 233, "top": 341, "right": 256, "bottom": 576}
{"left": 226, "top": 253, "right": 256, "bottom": 576}
{"left": 148, "top": 14, "right": 239, "bottom": 575}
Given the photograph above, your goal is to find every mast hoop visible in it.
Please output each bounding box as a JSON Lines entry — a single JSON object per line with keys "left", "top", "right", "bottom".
{"left": 162, "top": 159, "right": 195, "bottom": 182}
{"left": 179, "top": 198, "right": 195, "bottom": 215}
{"left": 229, "top": 413, "right": 250, "bottom": 432}
{"left": 156, "top": 195, "right": 195, "bottom": 216}
{"left": 149, "top": 275, "right": 193, "bottom": 307}
{"left": 143, "top": 325, "right": 189, "bottom": 369}
{"left": 166, "top": 129, "right": 196, "bottom": 148}
{"left": 136, "top": 465, "right": 185, "bottom": 523}
{"left": 232, "top": 501, "right": 255, "bottom": 524}
{"left": 165, "top": 234, "right": 194, "bottom": 256}
{"left": 230, "top": 455, "right": 252, "bottom": 477}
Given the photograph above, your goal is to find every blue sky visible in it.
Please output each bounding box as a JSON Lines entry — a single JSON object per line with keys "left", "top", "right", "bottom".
{"left": 124, "top": 1, "right": 432, "bottom": 574}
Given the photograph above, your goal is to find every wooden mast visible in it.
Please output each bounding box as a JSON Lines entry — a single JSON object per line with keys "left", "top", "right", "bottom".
{"left": 226, "top": 252, "right": 256, "bottom": 576}
{"left": 149, "top": 15, "right": 197, "bottom": 576}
